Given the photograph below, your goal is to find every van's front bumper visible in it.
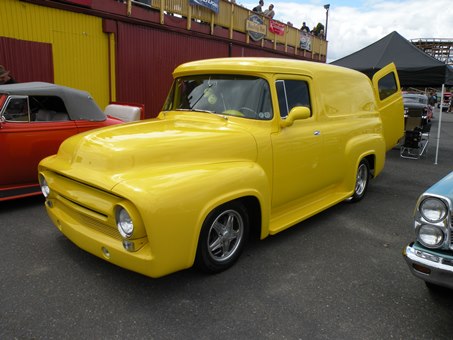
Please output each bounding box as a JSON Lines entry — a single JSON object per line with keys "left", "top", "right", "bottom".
{"left": 43, "top": 197, "right": 169, "bottom": 278}
{"left": 403, "top": 242, "right": 453, "bottom": 289}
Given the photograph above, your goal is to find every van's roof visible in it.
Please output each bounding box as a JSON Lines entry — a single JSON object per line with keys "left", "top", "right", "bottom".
{"left": 173, "top": 57, "right": 362, "bottom": 79}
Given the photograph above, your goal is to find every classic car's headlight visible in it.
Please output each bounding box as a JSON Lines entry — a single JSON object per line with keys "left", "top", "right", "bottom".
{"left": 39, "top": 175, "right": 50, "bottom": 198}
{"left": 116, "top": 207, "right": 134, "bottom": 238}
{"left": 418, "top": 224, "right": 444, "bottom": 248}
{"left": 419, "top": 197, "right": 448, "bottom": 223}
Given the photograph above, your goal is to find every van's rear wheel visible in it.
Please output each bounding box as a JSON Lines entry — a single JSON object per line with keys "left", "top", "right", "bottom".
{"left": 196, "top": 202, "right": 249, "bottom": 273}
{"left": 348, "top": 158, "right": 370, "bottom": 203}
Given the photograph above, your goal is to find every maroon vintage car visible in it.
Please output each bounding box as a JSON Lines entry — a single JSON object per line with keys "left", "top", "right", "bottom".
{"left": 0, "top": 82, "right": 139, "bottom": 201}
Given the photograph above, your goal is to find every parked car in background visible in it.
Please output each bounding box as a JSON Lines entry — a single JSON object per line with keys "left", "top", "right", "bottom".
{"left": 403, "top": 93, "right": 433, "bottom": 121}
{"left": 0, "top": 82, "right": 142, "bottom": 201}
{"left": 403, "top": 172, "right": 453, "bottom": 290}
{"left": 39, "top": 58, "right": 404, "bottom": 278}
{"left": 437, "top": 92, "right": 452, "bottom": 111}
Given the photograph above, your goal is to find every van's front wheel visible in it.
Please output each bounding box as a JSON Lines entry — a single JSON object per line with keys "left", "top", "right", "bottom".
{"left": 348, "top": 158, "right": 370, "bottom": 203}
{"left": 196, "top": 202, "right": 249, "bottom": 273}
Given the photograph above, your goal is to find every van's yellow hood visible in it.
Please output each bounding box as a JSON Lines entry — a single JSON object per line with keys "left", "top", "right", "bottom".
{"left": 47, "top": 113, "right": 258, "bottom": 189}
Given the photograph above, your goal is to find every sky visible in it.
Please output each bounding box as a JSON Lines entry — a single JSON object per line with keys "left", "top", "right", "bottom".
{"left": 241, "top": 0, "right": 453, "bottom": 63}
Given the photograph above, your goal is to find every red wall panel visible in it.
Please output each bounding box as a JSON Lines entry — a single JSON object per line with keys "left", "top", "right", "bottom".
{"left": 116, "top": 23, "right": 229, "bottom": 118}
{"left": 0, "top": 37, "right": 54, "bottom": 83}
{"left": 115, "top": 23, "right": 310, "bottom": 118}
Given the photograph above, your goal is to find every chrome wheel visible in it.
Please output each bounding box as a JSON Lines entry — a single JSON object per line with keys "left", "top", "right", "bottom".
{"left": 207, "top": 209, "right": 244, "bottom": 262}
{"left": 348, "top": 158, "right": 370, "bottom": 203}
{"left": 196, "top": 202, "right": 249, "bottom": 273}
{"left": 355, "top": 162, "right": 368, "bottom": 197}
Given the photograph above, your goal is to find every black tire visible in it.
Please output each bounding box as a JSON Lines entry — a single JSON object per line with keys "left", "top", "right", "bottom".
{"left": 425, "top": 281, "right": 447, "bottom": 292}
{"left": 425, "top": 281, "right": 437, "bottom": 290}
{"left": 348, "top": 158, "right": 370, "bottom": 203}
{"left": 195, "top": 201, "right": 249, "bottom": 273}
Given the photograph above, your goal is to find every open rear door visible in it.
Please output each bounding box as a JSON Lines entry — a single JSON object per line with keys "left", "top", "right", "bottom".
{"left": 372, "top": 63, "right": 404, "bottom": 151}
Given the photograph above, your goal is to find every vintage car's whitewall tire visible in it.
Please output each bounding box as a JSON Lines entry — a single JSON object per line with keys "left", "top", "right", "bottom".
{"left": 348, "top": 158, "right": 370, "bottom": 203}
{"left": 196, "top": 201, "right": 249, "bottom": 273}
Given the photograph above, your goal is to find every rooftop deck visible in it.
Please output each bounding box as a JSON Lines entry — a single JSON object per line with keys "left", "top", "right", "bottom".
{"left": 102, "top": 0, "right": 328, "bottom": 61}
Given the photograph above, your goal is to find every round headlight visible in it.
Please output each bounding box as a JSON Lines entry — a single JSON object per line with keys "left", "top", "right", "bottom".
{"left": 420, "top": 197, "right": 448, "bottom": 223}
{"left": 39, "top": 175, "right": 50, "bottom": 198}
{"left": 418, "top": 224, "right": 444, "bottom": 248}
{"left": 116, "top": 208, "right": 134, "bottom": 238}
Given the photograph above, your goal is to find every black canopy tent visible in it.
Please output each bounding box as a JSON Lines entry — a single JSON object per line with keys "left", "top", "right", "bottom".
{"left": 447, "top": 65, "right": 453, "bottom": 85}
{"left": 332, "top": 31, "right": 453, "bottom": 164}
{"left": 331, "top": 31, "right": 453, "bottom": 87}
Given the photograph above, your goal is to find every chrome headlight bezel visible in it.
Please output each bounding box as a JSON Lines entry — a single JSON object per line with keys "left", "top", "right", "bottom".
{"left": 39, "top": 174, "right": 50, "bottom": 198}
{"left": 116, "top": 207, "right": 134, "bottom": 239}
{"left": 419, "top": 197, "right": 448, "bottom": 223}
{"left": 417, "top": 224, "right": 445, "bottom": 248}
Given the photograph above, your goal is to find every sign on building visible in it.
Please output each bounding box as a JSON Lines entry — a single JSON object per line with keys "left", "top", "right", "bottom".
{"left": 246, "top": 15, "right": 266, "bottom": 41}
{"left": 189, "top": 0, "right": 219, "bottom": 13}
{"left": 300, "top": 32, "right": 312, "bottom": 51}
{"left": 269, "top": 20, "right": 285, "bottom": 36}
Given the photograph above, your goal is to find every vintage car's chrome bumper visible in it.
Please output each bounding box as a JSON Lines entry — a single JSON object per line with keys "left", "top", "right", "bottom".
{"left": 403, "top": 242, "right": 453, "bottom": 289}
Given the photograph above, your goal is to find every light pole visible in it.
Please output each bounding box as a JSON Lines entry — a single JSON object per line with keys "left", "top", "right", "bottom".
{"left": 324, "top": 4, "right": 330, "bottom": 40}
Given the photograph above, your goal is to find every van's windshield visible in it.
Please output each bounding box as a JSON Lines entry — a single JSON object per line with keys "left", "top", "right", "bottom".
{"left": 163, "top": 75, "right": 273, "bottom": 120}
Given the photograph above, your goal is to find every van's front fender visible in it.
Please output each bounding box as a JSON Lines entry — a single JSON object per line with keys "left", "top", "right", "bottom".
{"left": 112, "top": 162, "right": 271, "bottom": 271}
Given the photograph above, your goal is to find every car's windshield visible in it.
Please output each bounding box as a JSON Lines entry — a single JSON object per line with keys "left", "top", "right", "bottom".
{"left": 403, "top": 94, "right": 428, "bottom": 105}
{"left": 163, "top": 75, "right": 273, "bottom": 120}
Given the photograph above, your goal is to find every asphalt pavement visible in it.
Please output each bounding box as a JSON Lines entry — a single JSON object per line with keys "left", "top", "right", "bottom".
{"left": 2, "top": 108, "right": 453, "bottom": 339}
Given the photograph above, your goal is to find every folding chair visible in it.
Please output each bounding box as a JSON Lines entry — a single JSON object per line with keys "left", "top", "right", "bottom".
{"left": 400, "top": 128, "right": 429, "bottom": 159}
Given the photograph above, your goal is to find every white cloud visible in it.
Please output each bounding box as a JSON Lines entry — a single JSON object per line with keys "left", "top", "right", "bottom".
{"left": 242, "top": 0, "right": 453, "bottom": 63}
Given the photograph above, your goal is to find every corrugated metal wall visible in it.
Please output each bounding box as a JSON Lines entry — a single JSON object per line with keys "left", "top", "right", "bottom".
{"left": 0, "top": 0, "right": 111, "bottom": 109}
{"left": 115, "top": 22, "right": 228, "bottom": 117}
{"left": 230, "top": 44, "right": 292, "bottom": 58}
{"left": 0, "top": 36, "right": 54, "bottom": 82}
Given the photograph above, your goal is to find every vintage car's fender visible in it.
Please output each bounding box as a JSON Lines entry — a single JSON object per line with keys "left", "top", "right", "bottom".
{"left": 403, "top": 172, "right": 453, "bottom": 290}
{"left": 111, "top": 161, "right": 271, "bottom": 272}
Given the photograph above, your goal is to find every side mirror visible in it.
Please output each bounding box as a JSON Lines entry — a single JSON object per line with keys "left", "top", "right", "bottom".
{"left": 280, "top": 106, "right": 311, "bottom": 127}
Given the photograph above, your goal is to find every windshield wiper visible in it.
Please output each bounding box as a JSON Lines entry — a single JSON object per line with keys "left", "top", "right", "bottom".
{"left": 176, "top": 108, "right": 216, "bottom": 114}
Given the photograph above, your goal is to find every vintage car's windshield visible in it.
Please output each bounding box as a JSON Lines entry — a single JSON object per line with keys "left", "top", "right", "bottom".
{"left": 403, "top": 94, "right": 428, "bottom": 105}
{"left": 163, "top": 75, "right": 273, "bottom": 120}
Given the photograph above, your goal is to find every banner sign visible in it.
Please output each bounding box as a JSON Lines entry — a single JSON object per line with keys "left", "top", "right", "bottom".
{"left": 246, "top": 15, "right": 266, "bottom": 41}
{"left": 269, "top": 20, "right": 285, "bottom": 36}
{"left": 300, "top": 32, "right": 312, "bottom": 51}
{"left": 189, "top": 0, "right": 219, "bottom": 13}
